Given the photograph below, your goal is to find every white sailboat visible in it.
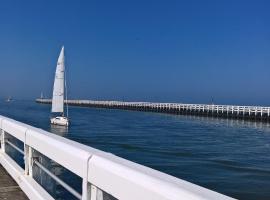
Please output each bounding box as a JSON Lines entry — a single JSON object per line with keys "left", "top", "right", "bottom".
{"left": 50, "top": 46, "right": 69, "bottom": 126}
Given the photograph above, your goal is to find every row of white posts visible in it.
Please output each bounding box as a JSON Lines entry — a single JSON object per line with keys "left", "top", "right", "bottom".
{"left": 38, "top": 99, "right": 270, "bottom": 118}
{"left": 0, "top": 115, "right": 234, "bottom": 200}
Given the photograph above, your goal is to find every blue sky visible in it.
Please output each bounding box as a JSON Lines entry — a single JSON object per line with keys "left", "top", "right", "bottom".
{"left": 0, "top": 0, "right": 269, "bottom": 105}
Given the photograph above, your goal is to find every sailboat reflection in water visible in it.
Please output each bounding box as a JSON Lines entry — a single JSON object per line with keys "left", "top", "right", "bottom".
{"left": 50, "top": 46, "right": 69, "bottom": 126}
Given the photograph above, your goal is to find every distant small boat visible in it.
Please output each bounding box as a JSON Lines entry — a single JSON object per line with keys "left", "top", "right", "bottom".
{"left": 6, "top": 96, "right": 12, "bottom": 102}
{"left": 50, "top": 46, "right": 69, "bottom": 126}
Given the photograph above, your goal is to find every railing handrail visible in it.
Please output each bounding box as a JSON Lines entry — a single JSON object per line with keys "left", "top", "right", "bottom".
{"left": 0, "top": 115, "right": 234, "bottom": 200}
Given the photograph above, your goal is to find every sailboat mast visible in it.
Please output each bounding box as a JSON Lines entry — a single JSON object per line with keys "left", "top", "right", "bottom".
{"left": 65, "top": 61, "right": 69, "bottom": 118}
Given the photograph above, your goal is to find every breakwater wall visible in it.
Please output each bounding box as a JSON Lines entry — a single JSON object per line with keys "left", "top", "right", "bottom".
{"left": 36, "top": 99, "right": 270, "bottom": 121}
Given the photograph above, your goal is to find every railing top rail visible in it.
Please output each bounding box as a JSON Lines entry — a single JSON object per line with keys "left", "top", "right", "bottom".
{"left": 87, "top": 154, "right": 232, "bottom": 200}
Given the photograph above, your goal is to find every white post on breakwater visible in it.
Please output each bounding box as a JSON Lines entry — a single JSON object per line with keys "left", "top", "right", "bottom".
{"left": 36, "top": 98, "right": 270, "bottom": 121}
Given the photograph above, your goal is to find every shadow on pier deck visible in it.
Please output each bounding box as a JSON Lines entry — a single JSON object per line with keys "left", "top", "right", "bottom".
{"left": 0, "top": 164, "right": 28, "bottom": 200}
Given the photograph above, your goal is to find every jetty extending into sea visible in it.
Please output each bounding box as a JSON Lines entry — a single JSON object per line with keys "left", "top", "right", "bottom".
{"left": 36, "top": 98, "right": 270, "bottom": 121}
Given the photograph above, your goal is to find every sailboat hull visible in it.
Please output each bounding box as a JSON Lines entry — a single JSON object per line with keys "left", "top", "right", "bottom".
{"left": 50, "top": 116, "right": 69, "bottom": 126}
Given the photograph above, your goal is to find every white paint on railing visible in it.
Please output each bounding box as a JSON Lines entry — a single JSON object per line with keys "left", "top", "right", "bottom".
{"left": 0, "top": 115, "right": 235, "bottom": 200}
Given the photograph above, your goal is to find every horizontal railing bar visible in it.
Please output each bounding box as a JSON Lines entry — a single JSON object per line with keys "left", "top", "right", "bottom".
{"left": 6, "top": 140, "right": 24, "bottom": 155}
{"left": 33, "top": 160, "right": 82, "bottom": 200}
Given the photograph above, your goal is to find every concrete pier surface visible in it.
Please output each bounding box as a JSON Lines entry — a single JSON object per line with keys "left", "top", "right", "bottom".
{"left": 36, "top": 98, "right": 270, "bottom": 121}
{"left": 0, "top": 165, "right": 28, "bottom": 200}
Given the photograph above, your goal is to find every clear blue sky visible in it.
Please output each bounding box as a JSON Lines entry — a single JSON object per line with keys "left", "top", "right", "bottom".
{"left": 0, "top": 0, "right": 269, "bottom": 105}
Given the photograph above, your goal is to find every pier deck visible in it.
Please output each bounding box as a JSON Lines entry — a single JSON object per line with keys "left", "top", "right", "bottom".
{"left": 0, "top": 164, "right": 28, "bottom": 200}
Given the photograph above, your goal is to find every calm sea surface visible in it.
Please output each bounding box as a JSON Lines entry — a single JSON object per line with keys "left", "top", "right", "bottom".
{"left": 1, "top": 100, "right": 270, "bottom": 200}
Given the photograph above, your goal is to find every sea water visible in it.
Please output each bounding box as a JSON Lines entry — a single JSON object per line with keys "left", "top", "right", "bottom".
{"left": 1, "top": 100, "right": 270, "bottom": 200}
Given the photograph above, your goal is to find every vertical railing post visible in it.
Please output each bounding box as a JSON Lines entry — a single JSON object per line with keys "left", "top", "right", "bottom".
{"left": 90, "top": 185, "right": 103, "bottom": 200}
{"left": 255, "top": 107, "right": 257, "bottom": 117}
{"left": 1, "top": 130, "right": 6, "bottom": 153}
{"left": 82, "top": 179, "right": 91, "bottom": 200}
{"left": 24, "top": 145, "right": 33, "bottom": 176}
{"left": 97, "top": 188, "right": 103, "bottom": 200}
{"left": 1, "top": 129, "right": 5, "bottom": 152}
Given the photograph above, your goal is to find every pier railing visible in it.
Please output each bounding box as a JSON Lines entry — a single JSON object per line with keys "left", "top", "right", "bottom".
{"left": 0, "top": 115, "right": 234, "bottom": 200}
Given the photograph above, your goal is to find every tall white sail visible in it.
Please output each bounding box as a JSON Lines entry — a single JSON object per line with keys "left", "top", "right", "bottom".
{"left": 52, "top": 47, "right": 65, "bottom": 113}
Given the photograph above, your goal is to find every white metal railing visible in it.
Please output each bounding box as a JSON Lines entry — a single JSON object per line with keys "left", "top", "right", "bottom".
{"left": 0, "top": 115, "right": 235, "bottom": 200}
